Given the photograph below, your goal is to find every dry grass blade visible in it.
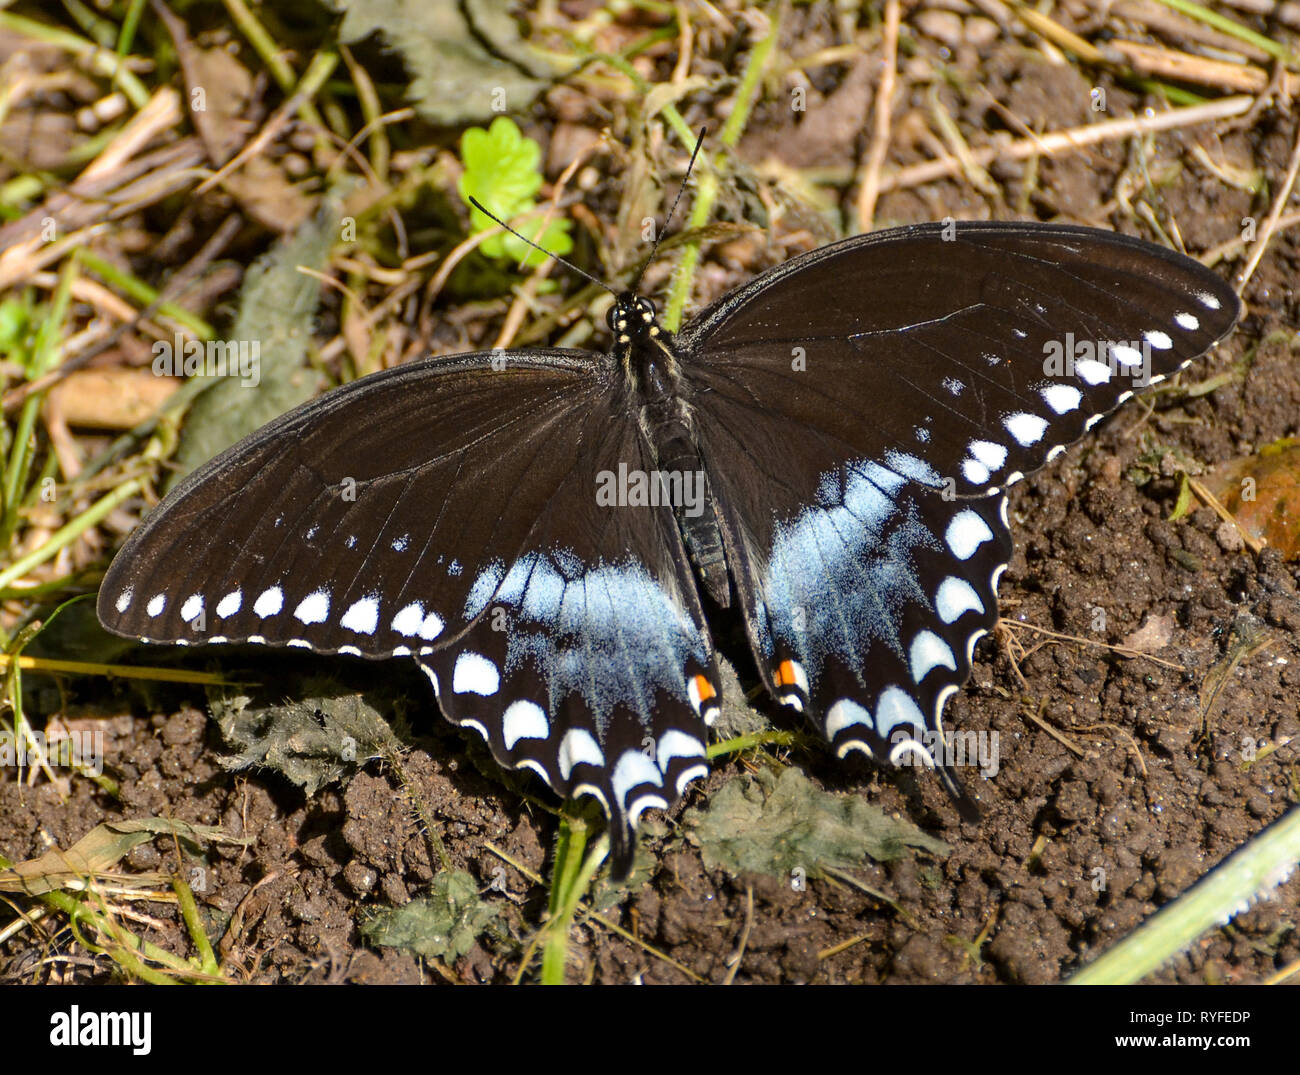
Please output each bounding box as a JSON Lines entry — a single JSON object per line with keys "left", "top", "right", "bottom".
{"left": 0, "top": 819, "right": 252, "bottom": 896}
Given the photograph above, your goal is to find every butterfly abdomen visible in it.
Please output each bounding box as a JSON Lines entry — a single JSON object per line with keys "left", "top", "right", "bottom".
{"left": 636, "top": 399, "right": 730, "bottom": 609}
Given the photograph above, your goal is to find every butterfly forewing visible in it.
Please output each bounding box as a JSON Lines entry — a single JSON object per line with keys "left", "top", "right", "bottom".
{"left": 101, "top": 352, "right": 609, "bottom": 653}
{"left": 685, "top": 224, "right": 1239, "bottom": 495}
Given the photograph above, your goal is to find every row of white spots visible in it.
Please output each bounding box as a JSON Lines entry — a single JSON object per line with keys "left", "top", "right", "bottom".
{"left": 425, "top": 644, "right": 711, "bottom": 820}
{"left": 946, "top": 308, "right": 1213, "bottom": 494}
{"left": 132, "top": 581, "right": 446, "bottom": 647}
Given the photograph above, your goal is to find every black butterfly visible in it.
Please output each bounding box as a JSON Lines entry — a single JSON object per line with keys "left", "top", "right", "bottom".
{"left": 97, "top": 220, "right": 1239, "bottom": 876}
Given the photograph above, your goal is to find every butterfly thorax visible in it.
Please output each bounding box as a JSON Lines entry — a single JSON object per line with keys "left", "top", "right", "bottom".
{"left": 608, "top": 292, "right": 731, "bottom": 607}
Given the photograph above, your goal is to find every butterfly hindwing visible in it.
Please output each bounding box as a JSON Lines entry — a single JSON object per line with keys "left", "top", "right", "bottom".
{"left": 410, "top": 409, "right": 720, "bottom": 872}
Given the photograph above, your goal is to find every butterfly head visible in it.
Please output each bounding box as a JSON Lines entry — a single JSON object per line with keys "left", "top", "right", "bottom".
{"left": 607, "top": 292, "right": 661, "bottom": 345}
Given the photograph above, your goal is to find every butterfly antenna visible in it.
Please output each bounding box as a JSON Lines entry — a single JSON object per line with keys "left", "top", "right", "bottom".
{"left": 467, "top": 195, "right": 616, "bottom": 297}
{"left": 631, "top": 126, "right": 707, "bottom": 294}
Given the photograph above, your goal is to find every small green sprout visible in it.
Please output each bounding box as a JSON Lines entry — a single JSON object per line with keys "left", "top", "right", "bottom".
{"left": 457, "top": 117, "right": 572, "bottom": 269}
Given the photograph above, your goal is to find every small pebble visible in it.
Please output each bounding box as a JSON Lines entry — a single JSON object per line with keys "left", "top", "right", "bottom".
{"left": 916, "top": 10, "right": 965, "bottom": 50}
{"left": 1216, "top": 520, "right": 1245, "bottom": 552}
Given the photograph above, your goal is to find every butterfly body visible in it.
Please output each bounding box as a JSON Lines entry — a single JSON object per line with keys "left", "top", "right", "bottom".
{"left": 98, "top": 222, "right": 1240, "bottom": 876}
{"left": 610, "top": 292, "right": 731, "bottom": 606}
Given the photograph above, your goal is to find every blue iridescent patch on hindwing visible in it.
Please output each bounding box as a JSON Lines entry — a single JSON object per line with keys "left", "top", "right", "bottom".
{"left": 752, "top": 456, "right": 1010, "bottom": 769}
{"left": 414, "top": 548, "right": 718, "bottom": 860}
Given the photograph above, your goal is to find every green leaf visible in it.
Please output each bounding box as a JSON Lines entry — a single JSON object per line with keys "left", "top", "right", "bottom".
{"left": 457, "top": 117, "right": 571, "bottom": 267}
{"left": 0, "top": 297, "right": 29, "bottom": 355}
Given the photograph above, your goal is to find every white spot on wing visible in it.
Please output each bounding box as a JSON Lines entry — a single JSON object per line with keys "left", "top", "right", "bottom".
{"left": 910, "top": 631, "right": 956, "bottom": 682}
{"left": 945, "top": 509, "right": 994, "bottom": 559}
{"left": 216, "top": 590, "right": 242, "bottom": 618}
{"left": 675, "top": 763, "right": 710, "bottom": 797}
{"left": 1175, "top": 311, "right": 1199, "bottom": 330}
{"left": 180, "top": 595, "right": 204, "bottom": 622}
{"left": 147, "top": 594, "right": 166, "bottom": 617}
{"left": 1196, "top": 290, "right": 1221, "bottom": 310}
{"left": 1041, "top": 384, "right": 1081, "bottom": 414}
{"left": 558, "top": 728, "right": 604, "bottom": 780}
{"left": 1145, "top": 329, "right": 1172, "bottom": 350}
{"left": 657, "top": 730, "right": 706, "bottom": 772}
{"left": 340, "top": 596, "right": 380, "bottom": 635}
{"left": 890, "top": 739, "right": 935, "bottom": 768}
{"left": 452, "top": 651, "right": 499, "bottom": 695}
{"left": 1076, "top": 360, "right": 1111, "bottom": 385}
{"left": 1111, "top": 343, "right": 1143, "bottom": 367}
{"left": 254, "top": 587, "right": 284, "bottom": 618}
{"left": 1004, "top": 412, "right": 1047, "bottom": 447}
{"left": 392, "top": 602, "right": 424, "bottom": 636}
{"left": 502, "top": 700, "right": 548, "bottom": 749}
{"left": 936, "top": 577, "right": 983, "bottom": 622}
{"left": 826, "top": 698, "right": 872, "bottom": 739}
{"left": 115, "top": 588, "right": 133, "bottom": 614}
{"left": 293, "top": 590, "right": 330, "bottom": 625}
{"left": 874, "top": 686, "right": 925, "bottom": 739}
{"left": 613, "top": 751, "right": 663, "bottom": 808}
{"left": 969, "top": 441, "right": 1007, "bottom": 472}
{"left": 519, "top": 759, "right": 553, "bottom": 788}
{"left": 628, "top": 793, "right": 669, "bottom": 826}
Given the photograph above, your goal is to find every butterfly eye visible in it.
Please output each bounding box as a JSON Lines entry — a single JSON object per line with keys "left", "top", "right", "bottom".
{"left": 605, "top": 304, "right": 620, "bottom": 331}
